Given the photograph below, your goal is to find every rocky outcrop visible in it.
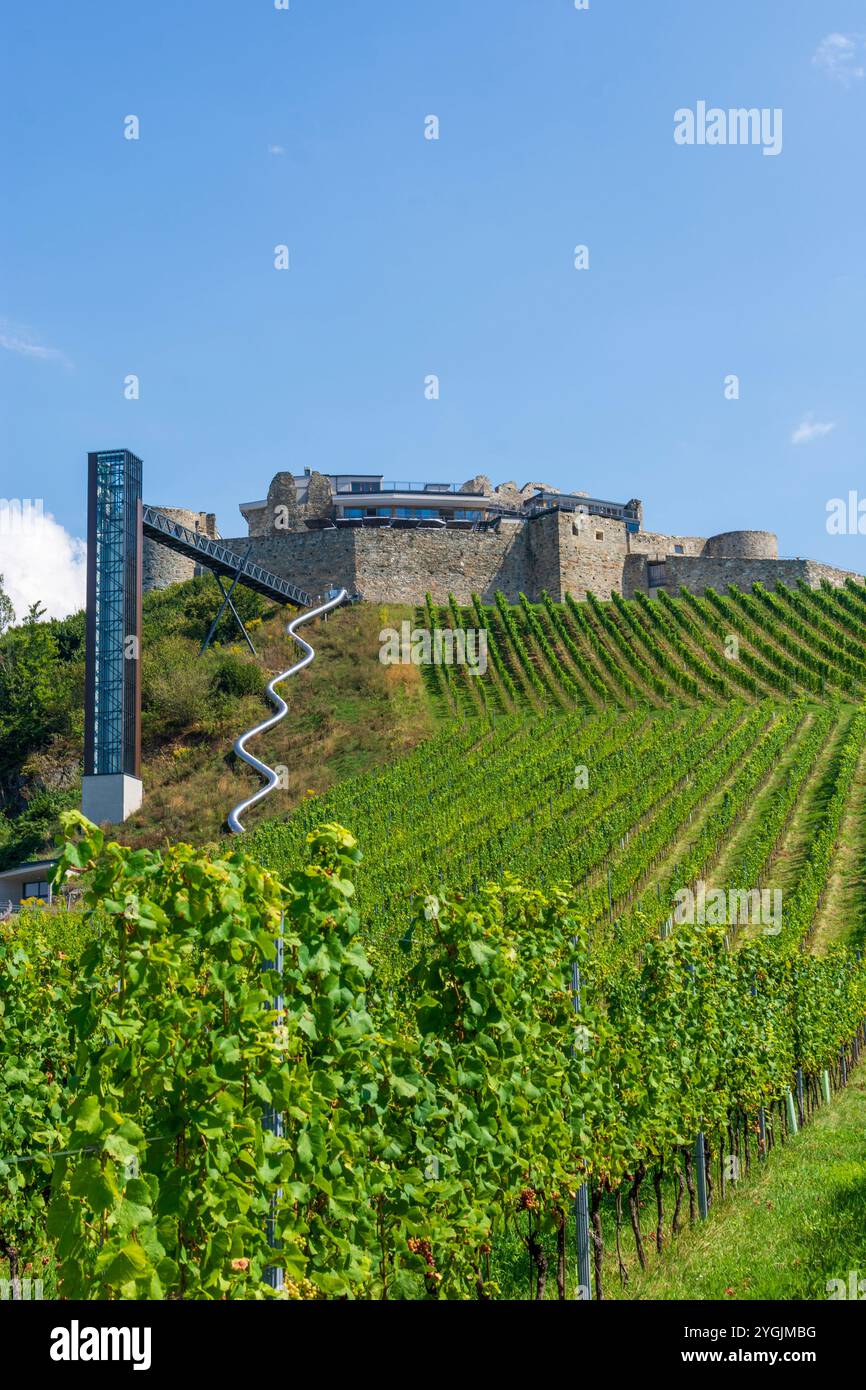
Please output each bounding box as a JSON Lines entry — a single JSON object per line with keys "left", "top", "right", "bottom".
{"left": 460, "top": 475, "right": 494, "bottom": 496}
{"left": 520, "top": 481, "right": 554, "bottom": 496}
{"left": 492, "top": 481, "right": 523, "bottom": 510}
{"left": 0, "top": 740, "right": 81, "bottom": 817}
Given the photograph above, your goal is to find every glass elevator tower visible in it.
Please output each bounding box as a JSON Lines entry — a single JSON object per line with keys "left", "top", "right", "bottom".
{"left": 82, "top": 450, "right": 144, "bottom": 824}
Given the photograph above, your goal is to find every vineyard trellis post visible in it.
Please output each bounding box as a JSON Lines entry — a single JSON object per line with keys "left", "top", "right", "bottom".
{"left": 575, "top": 1185, "right": 592, "bottom": 1301}
{"left": 571, "top": 958, "right": 593, "bottom": 1299}
{"left": 694, "top": 1134, "right": 709, "bottom": 1219}
{"left": 785, "top": 1090, "right": 799, "bottom": 1137}
{"left": 263, "top": 914, "right": 285, "bottom": 1292}
{"left": 757, "top": 1106, "right": 767, "bottom": 1158}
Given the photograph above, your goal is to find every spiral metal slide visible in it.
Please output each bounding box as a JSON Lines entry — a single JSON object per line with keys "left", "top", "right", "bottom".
{"left": 227, "top": 589, "right": 348, "bottom": 834}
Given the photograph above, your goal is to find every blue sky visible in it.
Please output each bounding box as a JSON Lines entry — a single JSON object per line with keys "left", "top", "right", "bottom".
{"left": 2, "top": 0, "right": 865, "bottom": 612}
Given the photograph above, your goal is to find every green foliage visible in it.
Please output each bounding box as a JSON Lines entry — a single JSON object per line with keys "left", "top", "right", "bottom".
{"left": 251, "top": 701, "right": 791, "bottom": 978}
{"left": 0, "top": 576, "right": 280, "bottom": 865}
{"left": 2, "top": 812, "right": 865, "bottom": 1299}
{"left": 210, "top": 651, "right": 265, "bottom": 699}
{"left": 404, "top": 880, "right": 586, "bottom": 1295}
{"left": 3, "top": 572, "right": 866, "bottom": 1299}
{"left": 0, "top": 574, "right": 15, "bottom": 635}
{"left": 140, "top": 635, "right": 212, "bottom": 740}
{"left": 0, "top": 787, "right": 79, "bottom": 873}
{"left": 0, "top": 617, "right": 80, "bottom": 779}
{"left": 457, "top": 588, "right": 866, "bottom": 710}
{"left": 141, "top": 575, "right": 271, "bottom": 649}
{"left": 0, "top": 919, "right": 71, "bottom": 1278}
{"left": 48, "top": 810, "right": 289, "bottom": 1299}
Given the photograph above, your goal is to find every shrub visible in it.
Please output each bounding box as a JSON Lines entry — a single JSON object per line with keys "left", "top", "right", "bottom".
{"left": 141, "top": 637, "right": 209, "bottom": 741}
{"left": 210, "top": 652, "right": 264, "bottom": 699}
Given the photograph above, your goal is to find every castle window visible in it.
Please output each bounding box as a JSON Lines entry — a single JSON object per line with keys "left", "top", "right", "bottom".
{"left": 595, "top": 530, "right": 604, "bottom": 541}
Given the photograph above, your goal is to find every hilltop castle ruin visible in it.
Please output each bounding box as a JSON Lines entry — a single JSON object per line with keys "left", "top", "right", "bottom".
{"left": 142, "top": 470, "right": 863, "bottom": 605}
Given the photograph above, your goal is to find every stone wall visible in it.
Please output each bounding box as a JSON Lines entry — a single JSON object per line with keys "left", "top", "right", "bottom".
{"left": 142, "top": 509, "right": 218, "bottom": 592}
{"left": 220, "top": 523, "right": 530, "bottom": 604}
{"left": 800, "top": 560, "right": 866, "bottom": 589}
{"left": 178, "top": 518, "right": 866, "bottom": 607}
{"left": 355, "top": 525, "right": 528, "bottom": 603}
{"left": 555, "top": 512, "right": 629, "bottom": 600}
{"left": 628, "top": 530, "right": 706, "bottom": 558}
{"left": 220, "top": 530, "right": 359, "bottom": 600}
{"left": 525, "top": 513, "right": 565, "bottom": 598}
{"left": 655, "top": 555, "right": 863, "bottom": 597}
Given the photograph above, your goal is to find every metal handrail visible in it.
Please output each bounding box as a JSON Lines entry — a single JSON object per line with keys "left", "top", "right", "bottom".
{"left": 142, "top": 505, "right": 312, "bottom": 606}
{"left": 336, "top": 481, "right": 467, "bottom": 494}
{"left": 227, "top": 589, "right": 348, "bottom": 833}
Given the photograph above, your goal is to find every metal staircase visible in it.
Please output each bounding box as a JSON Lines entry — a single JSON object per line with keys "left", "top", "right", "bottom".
{"left": 142, "top": 505, "right": 312, "bottom": 607}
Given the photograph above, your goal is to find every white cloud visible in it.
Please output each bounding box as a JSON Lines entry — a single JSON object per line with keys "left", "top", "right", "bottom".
{"left": 0, "top": 319, "right": 70, "bottom": 367}
{"left": 268, "top": 144, "right": 286, "bottom": 156}
{"left": 0, "top": 507, "right": 86, "bottom": 620}
{"left": 791, "top": 414, "right": 836, "bottom": 446}
{"left": 813, "top": 33, "right": 866, "bottom": 84}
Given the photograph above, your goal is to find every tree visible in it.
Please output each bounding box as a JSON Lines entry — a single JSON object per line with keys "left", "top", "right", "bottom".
{"left": 24, "top": 601, "right": 46, "bottom": 626}
{"left": 0, "top": 620, "right": 67, "bottom": 776}
{"left": 0, "top": 575, "right": 14, "bottom": 635}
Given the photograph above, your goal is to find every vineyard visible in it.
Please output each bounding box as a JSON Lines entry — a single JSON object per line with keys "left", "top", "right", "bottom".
{"left": 423, "top": 580, "right": 866, "bottom": 715}
{"left": 3, "top": 580, "right": 866, "bottom": 1299}
{"left": 248, "top": 696, "right": 866, "bottom": 977}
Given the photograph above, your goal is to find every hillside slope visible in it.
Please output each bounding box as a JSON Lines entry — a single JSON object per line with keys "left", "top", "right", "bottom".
{"left": 4, "top": 575, "right": 866, "bottom": 861}
{"left": 0, "top": 579, "right": 434, "bottom": 863}
{"left": 250, "top": 697, "right": 866, "bottom": 975}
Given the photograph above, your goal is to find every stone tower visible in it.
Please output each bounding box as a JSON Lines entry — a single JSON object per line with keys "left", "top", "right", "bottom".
{"left": 142, "top": 509, "right": 219, "bottom": 592}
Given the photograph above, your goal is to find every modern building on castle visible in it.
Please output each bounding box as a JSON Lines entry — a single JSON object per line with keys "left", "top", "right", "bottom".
{"left": 141, "top": 470, "right": 863, "bottom": 606}
{"left": 237, "top": 469, "right": 644, "bottom": 533}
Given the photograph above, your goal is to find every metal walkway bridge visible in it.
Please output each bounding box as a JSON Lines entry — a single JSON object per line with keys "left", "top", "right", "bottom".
{"left": 142, "top": 505, "right": 312, "bottom": 607}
